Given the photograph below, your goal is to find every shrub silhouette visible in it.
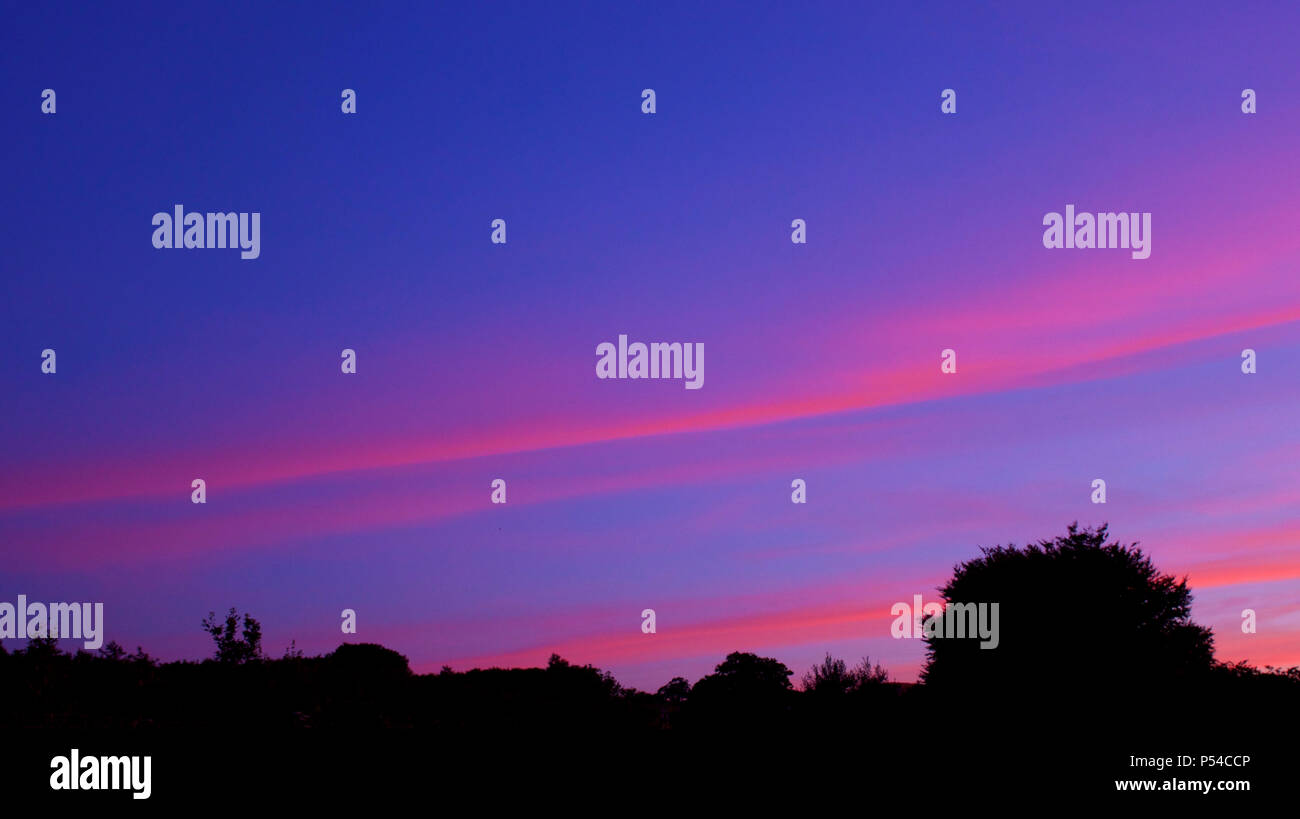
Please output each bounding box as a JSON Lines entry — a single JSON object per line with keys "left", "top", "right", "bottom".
{"left": 201, "top": 608, "right": 264, "bottom": 664}
{"left": 801, "top": 653, "right": 888, "bottom": 696}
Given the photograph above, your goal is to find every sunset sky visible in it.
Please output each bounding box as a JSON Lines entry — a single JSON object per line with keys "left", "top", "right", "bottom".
{"left": 3, "top": 2, "right": 1299, "bottom": 690}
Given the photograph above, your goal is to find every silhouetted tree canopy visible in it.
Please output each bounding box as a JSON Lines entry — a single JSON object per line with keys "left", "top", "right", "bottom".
{"left": 921, "top": 523, "right": 1216, "bottom": 696}
{"left": 329, "top": 642, "right": 412, "bottom": 678}
{"left": 802, "top": 653, "right": 889, "bottom": 695}
{"left": 657, "top": 676, "right": 691, "bottom": 704}
{"left": 688, "top": 652, "right": 795, "bottom": 725}
{"left": 201, "top": 608, "right": 264, "bottom": 664}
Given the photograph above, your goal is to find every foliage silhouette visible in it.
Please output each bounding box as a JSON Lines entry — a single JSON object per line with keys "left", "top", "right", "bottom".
{"left": 920, "top": 522, "right": 1216, "bottom": 701}
{"left": 201, "top": 607, "right": 264, "bottom": 664}
{"left": 657, "top": 676, "right": 691, "bottom": 704}
{"left": 1, "top": 531, "right": 1295, "bottom": 748}
{"left": 801, "top": 653, "right": 889, "bottom": 695}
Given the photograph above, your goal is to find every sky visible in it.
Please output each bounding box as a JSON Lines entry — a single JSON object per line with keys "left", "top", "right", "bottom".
{"left": 2, "top": 1, "right": 1299, "bottom": 691}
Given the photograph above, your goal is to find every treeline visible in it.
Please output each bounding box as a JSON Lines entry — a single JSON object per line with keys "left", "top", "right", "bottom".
{"left": 2, "top": 631, "right": 1296, "bottom": 735}
{"left": 0, "top": 630, "right": 905, "bottom": 733}
{"left": 3, "top": 525, "right": 1298, "bottom": 737}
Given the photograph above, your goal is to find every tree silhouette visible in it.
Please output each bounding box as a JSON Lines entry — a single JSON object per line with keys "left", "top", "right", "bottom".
{"left": 23, "top": 634, "right": 61, "bottom": 659}
{"left": 689, "top": 651, "right": 794, "bottom": 724}
{"left": 920, "top": 523, "right": 1215, "bottom": 696}
{"left": 98, "top": 640, "right": 127, "bottom": 661}
{"left": 657, "top": 676, "right": 691, "bottom": 704}
{"left": 701, "top": 651, "right": 793, "bottom": 693}
{"left": 201, "top": 608, "right": 264, "bottom": 664}
{"left": 802, "top": 653, "right": 888, "bottom": 695}
{"left": 330, "top": 642, "right": 412, "bottom": 678}
{"left": 802, "top": 653, "right": 852, "bottom": 695}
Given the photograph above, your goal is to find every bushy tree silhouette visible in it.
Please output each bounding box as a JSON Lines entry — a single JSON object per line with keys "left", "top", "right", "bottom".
{"left": 801, "top": 653, "right": 888, "bottom": 695}
{"left": 656, "top": 676, "right": 691, "bottom": 704}
{"left": 920, "top": 523, "right": 1215, "bottom": 697}
{"left": 201, "top": 608, "right": 264, "bottom": 664}
{"left": 802, "top": 653, "right": 852, "bottom": 695}
{"left": 98, "top": 640, "right": 127, "bottom": 661}
{"left": 697, "top": 651, "right": 793, "bottom": 695}
{"left": 22, "top": 634, "right": 61, "bottom": 660}
{"left": 689, "top": 651, "right": 794, "bottom": 724}
{"left": 330, "top": 642, "right": 412, "bottom": 678}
